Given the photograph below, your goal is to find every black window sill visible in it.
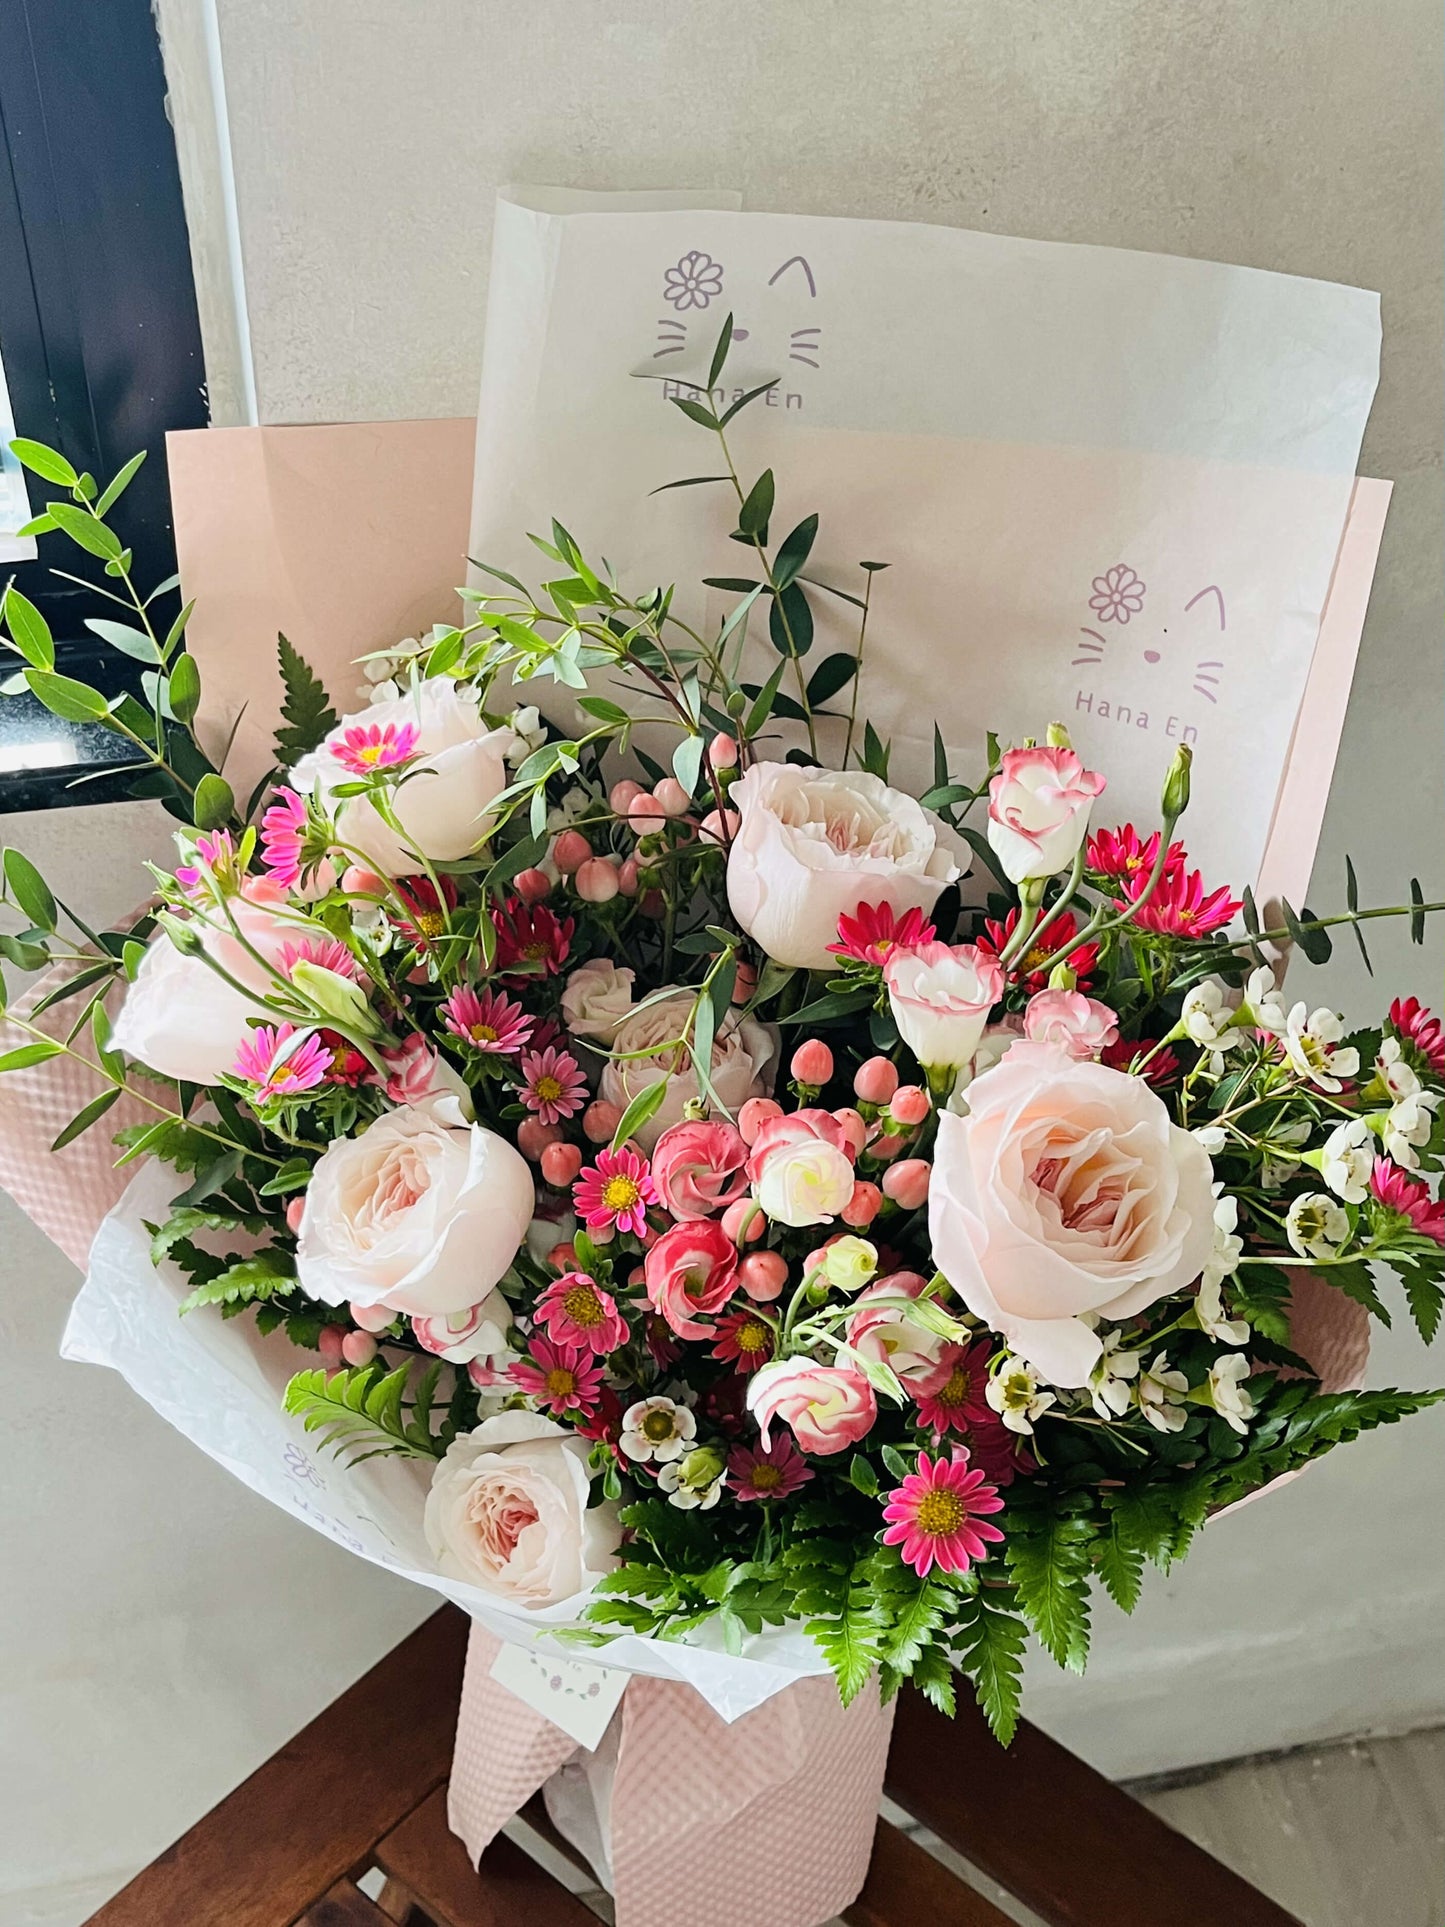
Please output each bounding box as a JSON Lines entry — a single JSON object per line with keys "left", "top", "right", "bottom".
{"left": 0, "top": 641, "right": 151, "bottom": 814}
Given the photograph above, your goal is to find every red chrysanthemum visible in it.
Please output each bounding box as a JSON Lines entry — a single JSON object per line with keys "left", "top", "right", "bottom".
{"left": 573, "top": 1146, "right": 658, "bottom": 1238}
{"left": 390, "top": 873, "right": 460, "bottom": 945}
{"left": 1101, "top": 1035, "right": 1181, "bottom": 1086}
{"left": 910, "top": 1340, "right": 995, "bottom": 1439}
{"left": 828, "top": 900, "right": 937, "bottom": 968}
{"left": 710, "top": 1307, "right": 776, "bottom": 1375}
{"left": 534, "top": 1271, "right": 629, "bottom": 1355}
{"left": 493, "top": 897, "right": 575, "bottom": 977}
{"left": 509, "top": 1337, "right": 604, "bottom": 1416}
{"left": 978, "top": 906, "right": 1099, "bottom": 992}
{"left": 1086, "top": 823, "right": 1186, "bottom": 885}
{"left": 727, "top": 1435, "right": 813, "bottom": 1503}
{"left": 1121, "top": 865, "right": 1240, "bottom": 938}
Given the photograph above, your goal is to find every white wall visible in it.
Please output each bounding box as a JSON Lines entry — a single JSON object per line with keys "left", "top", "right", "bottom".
{"left": 3, "top": 3, "right": 1441, "bottom": 1916}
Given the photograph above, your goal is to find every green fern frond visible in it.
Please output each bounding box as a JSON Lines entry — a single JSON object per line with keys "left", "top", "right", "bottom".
{"left": 282, "top": 1362, "right": 445, "bottom": 1464}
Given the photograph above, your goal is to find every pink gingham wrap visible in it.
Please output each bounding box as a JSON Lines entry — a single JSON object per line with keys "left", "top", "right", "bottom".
{"left": 449, "top": 1621, "right": 894, "bottom": 1927}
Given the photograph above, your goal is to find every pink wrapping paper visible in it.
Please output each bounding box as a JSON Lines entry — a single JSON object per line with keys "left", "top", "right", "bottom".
{"left": 449, "top": 1622, "right": 894, "bottom": 1927}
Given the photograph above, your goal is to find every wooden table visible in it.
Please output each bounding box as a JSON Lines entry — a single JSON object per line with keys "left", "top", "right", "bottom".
{"left": 85, "top": 1606, "right": 1303, "bottom": 1927}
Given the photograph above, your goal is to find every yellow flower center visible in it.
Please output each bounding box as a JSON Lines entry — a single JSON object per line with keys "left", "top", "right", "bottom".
{"left": 545, "top": 1366, "right": 577, "bottom": 1399}
{"left": 535, "top": 1074, "right": 565, "bottom": 1103}
{"left": 915, "top": 1489, "right": 965, "bottom": 1535}
{"left": 561, "top": 1284, "right": 603, "bottom": 1328}
{"left": 641, "top": 1410, "right": 675, "bottom": 1442}
{"left": 414, "top": 909, "right": 444, "bottom": 938}
{"left": 750, "top": 1463, "right": 784, "bottom": 1491}
{"left": 935, "top": 1367, "right": 971, "bottom": 1409}
{"left": 356, "top": 743, "right": 384, "bottom": 766}
{"left": 469, "top": 1022, "right": 500, "bottom": 1044}
{"left": 602, "top": 1175, "right": 640, "bottom": 1211}
{"left": 736, "top": 1320, "right": 769, "bottom": 1354}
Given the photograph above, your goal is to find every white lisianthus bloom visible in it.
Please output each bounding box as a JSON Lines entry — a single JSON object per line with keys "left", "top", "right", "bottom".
{"left": 1243, "top": 964, "right": 1289, "bottom": 1038}
{"left": 1286, "top": 1191, "right": 1351, "bottom": 1260}
{"left": 1136, "top": 1353, "right": 1190, "bottom": 1432}
{"left": 1282, "top": 1005, "right": 1360, "bottom": 1093}
{"left": 1088, "top": 1328, "right": 1142, "bottom": 1419}
{"left": 1207, "top": 1354, "right": 1257, "bottom": 1435}
{"left": 985, "top": 1356, "right": 1057, "bottom": 1435}
{"left": 619, "top": 1396, "right": 696, "bottom": 1464}
{"left": 756, "top": 1136, "right": 856, "bottom": 1227}
{"left": 884, "top": 941, "right": 1004, "bottom": 1071}
{"left": 820, "top": 1236, "right": 879, "bottom": 1293}
{"left": 1384, "top": 1090, "right": 1441, "bottom": 1172}
{"left": 1320, "top": 1118, "right": 1375, "bottom": 1203}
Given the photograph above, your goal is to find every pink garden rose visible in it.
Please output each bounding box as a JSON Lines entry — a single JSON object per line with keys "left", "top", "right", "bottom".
{"left": 1022, "top": 988, "right": 1119, "bottom": 1060}
{"left": 650, "top": 1119, "right": 750, "bottom": 1220}
{"left": 930, "top": 1041, "right": 1215, "bottom": 1387}
{"left": 845, "top": 1272, "right": 947, "bottom": 1385}
{"left": 644, "top": 1218, "right": 740, "bottom": 1339}
{"left": 746, "top": 1108, "right": 856, "bottom": 1228}
{"left": 747, "top": 1358, "right": 878, "bottom": 1455}
{"left": 598, "top": 987, "right": 777, "bottom": 1152}
{"left": 986, "top": 745, "right": 1105, "bottom": 885}
{"left": 884, "top": 941, "right": 1003, "bottom": 1070}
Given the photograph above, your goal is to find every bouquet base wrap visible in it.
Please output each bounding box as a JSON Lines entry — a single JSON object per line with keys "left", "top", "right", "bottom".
{"left": 449, "top": 1621, "right": 895, "bottom": 1927}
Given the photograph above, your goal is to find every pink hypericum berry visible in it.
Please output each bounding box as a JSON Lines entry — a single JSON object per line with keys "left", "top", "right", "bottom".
{"left": 340, "top": 864, "right": 386, "bottom": 897}
{"left": 654, "top": 776, "right": 691, "bottom": 816}
{"left": 709, "top": 732, "right": 739, "bottom": 770}
{"left": 541, "top": 1140, "right": 585, "bottom": 1188}
{"left": 618, "top": 857, "right": 640, "bottom": 897}
{"left": 639, "top": 889, "right": 667, "bottom": 919}
{"left": 552, "top": 829, "right": 591, "bottom": 875}
{"left": 349, "top": 1301, "right": 394, "bottom": 1334}
{"left": 699, "top": 807, "right": 740, "bottom": 846}
{"left": 739, "top": 1250, "right": 789, "bottom": 1302}
{"left": 341, "top": 1331, "right": 378, "bottom": 1367}
{"left": 609, "top": 779, "right": 645, "bottom": 815}
{"left": 583, "top": 1099, "right": 623, "bottom": 1145}
{"left": 285, "top": 1197, "right": 305, "bottom": 1234}
{"left": 575, "top": 857, "right": 621, "bottom": 903}
{"left": 513, "top": 866, "right": 552, "bottom": 903}
{"left": 546, "top": 1241, "right": 578, "bottom": 1272}
{"left": 731, "top": 960, "right": 758, "bottom": 1004}
{"left": 318, "top": 1326, "right": 347, "bottom": 1365}
{"left": 890, "top": 1085, "right": 930, "bottom": 1127}
{"left": 833, "top": 1107, "right": 868, "bottom": 1157}
{"left": 628, "top": 792, "right": 667, "bottom": 834}
{"left": 854, "top": 1055, "right": 900, "bottom": 1105}
{"left": 722, "top": 1198, "right": 767, "bottom": 1244}
{"left": 518, "top": 1118, "right": 565, "bottom": 1161}
{"left": 738, "top": 1096, "right": 784, "bottom": 1145}
{"left": 791, "top": 1038, "right": 834, "bottom": 1085}
{"left": 883, "top": 1158, "right": 932, "bottom": 1210}
{"left": 868, "top": 1128, "right": 904, "bottom": 1161}
{"left": 842, "top": 1180, "right": 883, "bottom": 1228}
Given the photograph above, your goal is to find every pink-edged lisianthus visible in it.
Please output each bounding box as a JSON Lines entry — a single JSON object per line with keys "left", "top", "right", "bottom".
{"left": 1121, "top": 864, "right": 1240, "bottom": 937}
{"left": 986, "top": 744, "right": 1105, "bottom": 885}
{"left": 881, "top": 1448, "right": 1005, "bottom": 1578}
{"left": 573, "top": 1145, "right": 657, "bottom": 1238}
{"left": 727, "top": 1434, "right": 813, "bottom": 1502}
{"left": 725, "top": 761, "right": 965, "bottom": 970}
{"left": 442, "top": 985, "right": 533, "bottom": 1056}
{"left": 710, "top": 1306, "right": 776, "bottom": 1373}
{"left": 929, "top": 1041, "right": 1215, "bottom": 1387}
{"left": 649, "top": 1119, "right": 749, "bottom": 1221}
{"left": 533, "top": 1270, "right": 629, "bottom": 1354}
{"left": 746, "top": 1108, "right": 856, "bottom": 1228}
{"left": 381, "top": 1033, "right": 470, "bottom": 1107}
{"left": 644, "top": 1218, "right": 739, "bottom": 1339}
{"left": 747, "top": 1357, "right": 877, "bottom": 1455}
{"left": 519, "top": 1046, "right": 588, "bottom": 1125}
{"left": 1369, "top": 1157, "right": 1445, "bottom": 1245}
{"left": 829, "top": 900, "right": 937, "bottom": 969}
{"left": 845, "top": 1273, "right": 947, "bottom": 1385}
{"left": 885, "top": 941, "right": 1003, "bottom": 1071}
{"left": 510, "top": 1337, "right": 604, "bottom": 1416}
{"left": 412, "top": 1296, "right": 512, "bottom": 1366}
{"left": 909, "top": 1340, "right": 996, "bottom": 1438}
{"left": 232, "top": 1023, "right": 331, "bottom": 1104}
{"left": 1022, "top": 988, "right": 1119, "bottom": 1060}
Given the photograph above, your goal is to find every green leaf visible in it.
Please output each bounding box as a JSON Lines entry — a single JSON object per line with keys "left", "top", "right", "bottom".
{"left": 1294, "top": 905, "right": 1332, "bottom": 966}
{"left": 274, "top": 633, "right": 338, "bottom": 760}
{"left": 85, "top": 618, "right": 161, "bottom": 665}
{"left": 49, "top": 1086, "right": 121, "bottom": 1151}
{"left": 707, "top": 313, "right": 735, "bottom": 387}
{"left": 113, "top": 1117, "right": 214, "bottom": 1171}
{"left": 807, "top": 1557, "right": 886, "bottom": 1706}
{"left": 25, "top": 670, "right": 110, "bottom": 724}
{"left": 94, "top": 450, "right": 147, "bottom": 518}
{"left": 4, "top": 849, "right": 56, "bottom": 931}
{"left": 168, "top": 652, "right": 202, "bottom": 724}
{"left": 952, "top": 1591, "right": 1026, "bottom": 1745}
{"left": 848, "top": 1453, "right": 878, "bottom": 1497}
{"left": 909, "top": 1643, "right": 957, "bottom": 1718}
{"left": 28, "top": 960, "right": 115, "bottom": 1017}
{"left": 1343, "top": 856, "right": 1372, "bottom": 974}
{"left": 1410, "top": 877, "right": 1426, "bottom": 945}
{"left": 933, "top": 723, "right": 948, "bottom": 792}
{"left": 768, "top": 581, "right": 813, "bottom": 658}
{"left": 162, "top": 600, "right": 196, "bottom": 660}
{"left": 736, "top": 468, "right": 774, "bottom": 541}
{"left": 670, "top": 396, "right": 719, "bottom": 430}
{"left": 10, "top": 438, "right": 78, "bottom": 486}
{"left": 772, "top": 514, "right": 819, "bottom": 591}
{"left": 1097, "top": 1520, "right": 1145, "bottom": 1613}
{"left": 1006, "top": 1515, "right": 1093, "bottom": 1672}
{"left": 671, "top": 732, "right": 704, "bottom": 799}
{"left": 611, "top": 1078, "right": 670, "bottom": 1152}
{"left": 0, "top": 1039, "right": 64, "bottom": 1072}
{"left": 192, "top": 772, "right": 235, "bottom": 830}
{"left": 149, "top": 1205, "right": 271, "bottom": 1265}
{"left": 2, "top": 586, "right": 55, "bottom": 670}
{"left": 0, "top": 932, "right": 49, "bottom": 972}
{"left": 806, "top": 653, "right": 857, "bottom": 707}
{"left": 259, "top": 1158, "right": 315, "bottom": 1196}
{"left": 719, "top": 380, "right": 779, "bottom": 426}
{"left": 743, "top": 659, "right": 789, "bottom": 738}
{"left": 648, "top": 474, "right": 731, "bottom": 496}
{"left": 47, "top": 501, "right": 122, "bottom": 559}
{"left": 178, "top": 1256, "right": 295, "bottom": 1316}
{"left": 878, "top": 1572, "right": 948, "bottom": 1675}
{"left": 283, "top": 1362, "right": 444, "bottom": 1463}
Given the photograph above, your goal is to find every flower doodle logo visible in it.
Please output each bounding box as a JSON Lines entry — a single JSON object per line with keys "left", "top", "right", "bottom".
{"left": 654, "top": 250, "right": 821, "bottom": 415}
{"left": 1073, "top": 568, "right": 1228, "bottom": 744}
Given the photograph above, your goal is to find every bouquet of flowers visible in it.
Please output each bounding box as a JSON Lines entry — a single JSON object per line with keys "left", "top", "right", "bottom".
{"left": 1, "top": 335, "right": 1442, "bottom": 1779}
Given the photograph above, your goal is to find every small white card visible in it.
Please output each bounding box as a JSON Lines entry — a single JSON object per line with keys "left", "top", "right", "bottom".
{"left": 489, "top": 1639, "right": 631, "bottom": 1751}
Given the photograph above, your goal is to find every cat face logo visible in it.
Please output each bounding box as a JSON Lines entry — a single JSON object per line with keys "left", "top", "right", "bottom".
{"left": 1073, "top": 567, "right": 1226, "bottom": 706}
{"left": 654, "top": 252, "right": 821, "bottom": 393}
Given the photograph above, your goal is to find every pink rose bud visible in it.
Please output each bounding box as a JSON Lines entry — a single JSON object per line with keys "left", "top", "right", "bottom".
{"left": 722, "top": 1197, "right": 767, "bottom": 1243}
{"left": 699, "top": 807, "right": 740, "bottom": 847}
{"left": 318, "top": 1324, "right": 347, "bottom": 1365}
{"left": 628, "top": 792, "right": 667, "bottom": 834}
{"left": 890, "top": 1085, "right": 931, "bottom": 1127}
{"left": 541, "top": 1140, "right": 584, "bottom": 1187}
{"left": 618, "top": 857, "right": 640, "bottom": 897}
{"left": 547, "top": 1240, "right": 579, "bottom": 1271}
{"left": 340, "top": 865, "right": 386, "bottom": 897}
{"left": 883, "top": 1158, "right": 932, "bottom": 1210}
{"left": 341, "top": 1331, "right": 378, "bottom": 1368}
{"left": 285, "top": 1196, "right": 305, "bottom": 1234}
{"left": 832, "top": 1107, "right": 868, "bottom": 1157}
{"left": 513, "top": 866, "right": 552, "bottom": 903}
{"left": 552, "top": 828, "right": 592, "bottom": 874}
{"left": 654, "top": 776, "right": 691, "bottom": 816}
{"left": 583, "top": 1099, "right": 623, "bottom": 1144}
{"left": 518, "top": 1117, "right": 564, "bottom": 1161}
{"left": 709, "top": 732, "right": 740, "bottom": 770}
{"left": 349, "top": 1300, "right": 394, "bottom": 1333}
{"left": 731, "top": 959, "right": 758, "bottom": 1005}
{"left": 739, "top": 1249, "right": 789, "bottom": 1302}
{"left": 609, "top": 778, "right": 645, "bottom": 815}
{"left": 854, "top": 1055, "right": 900, "bottom": 1105}
{"left": 738, "top": 1096, "right": 784, "bottom": 1145}
{"left": 575, "top": 857, "right": 621, "bottom": 903}
{"left": 791, "top": 1038, "right": 834, "bottom": 1085}
{"left": 842, "top": 1180, "right": 883, "bottom": 1227}
{"left": 627, "top": 1265, "right": 646, "bottom": 1288}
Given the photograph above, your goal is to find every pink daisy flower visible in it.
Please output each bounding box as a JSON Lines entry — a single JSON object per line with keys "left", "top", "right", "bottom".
{"left": 1369, "top": 1157, "right": 1445, "bottom": 1246}
{"left": 534, "top": 1271, "right": 629, "bottom": 1355}
{"left": 710, "top": 1307, "right": 776, "bottom": 1375}
{"left": 334, "top": 719, "right": 420, "bottom": 774}
{"left": 573, "top": 1146, "right": 657, "bottom": 1237}
{"left": 1122, "top": 864, "right": 1240, "bottom": 938}
{"left": 829, "top": 900, "right": 936, "bottom": 969}
{"left": 881, "top": 1448, "right": 1006, "bottom": 1578}
{"left": 910, "top": 1340, "right": 995, "bottom": 1439}
{"left": 1086, "top": 824, "right": 1186, "bottom": 885}
{"left": 519, "top": 1045, "right": 588, "bottom": 1124}
{"left": 1389, "top": 996, "right": 1445, "bottom": 1075}
{"left": 174, "top": 829, "right": 237, "bottom": 899}
{"left": 259, "top": 788, "right": 311, "bottom": 890}
{"left": 978, "top": 905, "right": 1099, "bottom": 992}
{"left": 278, "top": 935, "right": 362, "bottom": 981}
{"left": 493, "top": 899, "right": 575, "bottom": 977}
{"left": 232, "top": 1023, "right": 331, "bottom": 1105}
{"left": 442, "top": 984, "right": 533, "bottom": 1056}
{"left": 727, "top": 1435, "right": 813, "bottom": 1503}
{"left": 509, "top": 1337, "right": 603, "bottom": 1416}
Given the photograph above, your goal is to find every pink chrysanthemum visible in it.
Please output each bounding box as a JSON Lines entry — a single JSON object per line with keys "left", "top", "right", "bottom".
{"left": 1389, "top": 996, "right": 1445, "bottom": 1075}
{"left": 573, "top": 1146, "right": 658, "bottom": 1237}
{"left": 232, "top": 1023, "right": 331, "bottom": 1104}
{"left": 534, "top": 1271, "right": 629, "bottom": 1355}
{"left": 829, "top": 900, "right": 936, "bottom": 968}
{"left": 519, "top": 1045, "right": 588, "bottom": 1124}
{"left": 910, "top": 1340, "right": 995, "bottom": 1439}
{"left": 493, "top": 898, "right": 575, "bottom": 977}
{"left": 509, "top": 1337, "right": 603, "bottom": 1416}
{"left": 278, "top": 935, "right": 362, "bottom": 981}
{"left": 442, "top": 984, "right": 533, "bottom": 1056}
{"left": 318, "top": 1029, "right": 371, "bottom": 1088}
{"left": 1086, "top": 823, "right": 1186, "bottom": 885}
{"left": 1370, "top": 1157, "right": 1445, "bottom": 1246}
{"left": 710, "top": 1307, "right": 776, "bottom": 1375}
{"left": 1121, "top": 864, "right": 1241, "bottom": 938}
{"left": 260, "top": 788, "right": 311, "bottom": 890}
{"left": 978, "top": 905, "right": 1100, "bottom": 992}
{"left": 727, "top": 1435, "right": 814, "bottom": 1503}
{"left": 881, "top": 1448, "right": 1006, "bottom": 1578}
{"left": 1101, "top": 1035, "right": 1180, "bottom": 1086}
{"left": 174, "top": 829, "right": 236, "bottom": 899}
{"left": 334, "top": 720, "right": 420, "bottom": 774}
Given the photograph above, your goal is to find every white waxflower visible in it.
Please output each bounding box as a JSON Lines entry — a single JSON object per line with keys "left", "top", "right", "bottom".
{"left": 1286, "top": 1191, "right": 1351, "bottom": 1260}
{"left": 1088, "top": 1327, "right": 1142, "bottom": 1419}
{"left": 985, "top": 1357, "right": 1057, "bottom": 1435}
{"left": 1180, "top": 979, "right": 1243, "bottom": 1068}
{"left": 1282, "top": 1004, "right": 1360, "bottom": 1093}
{"left": 1202, "top": 1190, "right": 1245, "bottom": 1292}
{"left": 1260, "top": 1115, "right": 1312, "bottom": 1192}
{"left": 1192, "top": 1124, "right": 1229, "bottom": 1156}
{"left": 1320, "top": 1118, "right": 1375, "bottom": 1203}
{"left": 1384, "top": 1090, "right": 1441, "bottom": 1173}
{"left": 657, "top": 1445, "right": 726, "bottom": 1510}
{"left": 1207, "top": 1354, "right": 1257, "bottom": 1435}
{"left": 619, "top": 1396, "right": 696, "bottom": 1464}
{"left": 367, "top": 677, "right": 402, "bottom": 706}
{"left": 1243, "top": 965, "right": 1289, "bottom": 1038}
{"left": 1196, "top": 1273, "right": 1251, "bottom": 1346}
{"left": 505, "top": 704, "right": 547, "bottom": 763}
{"left": 1136, "top": 1352, "right": 1190, "bottom": 1432}
{"left": 1375, "top": 1037, "right": 1421, "bottom": 1102}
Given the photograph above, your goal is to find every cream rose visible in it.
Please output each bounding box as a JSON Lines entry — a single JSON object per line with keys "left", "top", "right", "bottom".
{"left": 424, "top": 1411, "right": 620, "bottom": 1608}
{"left": 885, "top": 941, "right": 1003, "bottom": 1070}
{"left": 598, "top": 988, "right": 777, "bottom": 1152}
{"left": 726, "top": 762, "right": 966, "bottom": 970}
{"left": 294, "top": 679, "right": 512, "bottom": 876}
{"left": 296, "top": 1099, "right": 534, "bottom": 1317}
{"left": 560, "top": 958, "right": 636, "bottom": 1041}
{"left": 930, "top": 1041, "right": 1214, "bottom": 1387}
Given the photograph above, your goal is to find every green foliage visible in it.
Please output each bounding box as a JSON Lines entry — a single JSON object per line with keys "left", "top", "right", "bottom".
{"left": 1005, "top": 1513, "right": 1093, "bottom": 1673}
{"left": 177, "top": 1254, "right": 295, "bottom": 1317}
{"left": 806, "top": 1554, "right": 887, "bottom": 1706}
{"left": 274, "top": 633, "right": 338, "bottom": 761}
{"left": 1210, "top": 1387, "right": 1445, "bottom": 1508}
{"left": 283, "top": 1361, "right": 448, "bottom": 1464}
{"left": 952, "top": 1589, "right": 1027, "bottom": 1744}
{"left": 114, "top": 1117, "right": 215, "bottom": 1173}
{"left": 147, "top": 1204, "right": 270, "bottom": 1265}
